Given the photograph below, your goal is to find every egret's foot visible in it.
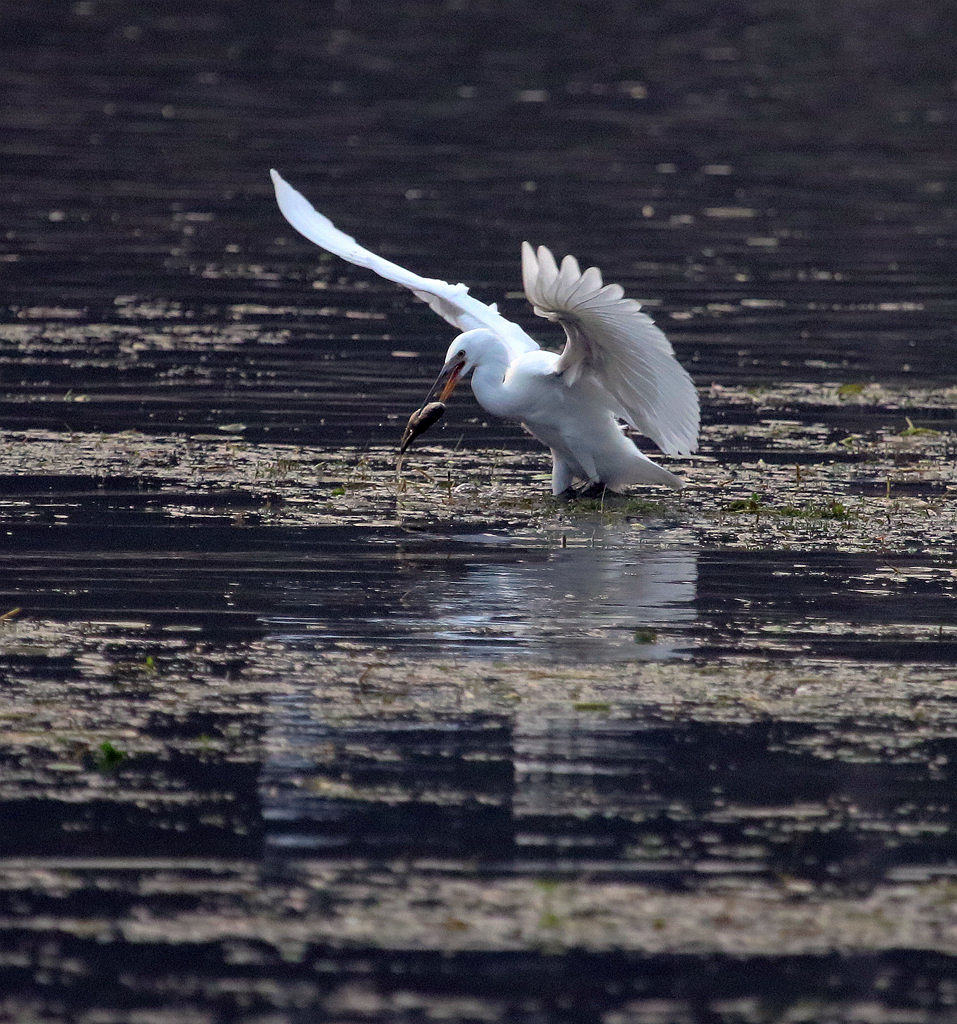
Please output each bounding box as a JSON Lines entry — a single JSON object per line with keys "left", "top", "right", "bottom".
{"left": 576, "top": 481, "right": 607, "bottom": 499}
{"left": 554, "top": 487, "right": 579, "bottom": 502}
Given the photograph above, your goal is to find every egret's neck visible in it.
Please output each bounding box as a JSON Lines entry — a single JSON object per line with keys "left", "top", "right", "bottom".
{"left": 468, "top": 338, "right": 519, "bottom": 419}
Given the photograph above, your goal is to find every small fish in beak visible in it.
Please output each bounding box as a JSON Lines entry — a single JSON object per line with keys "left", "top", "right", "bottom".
{"left": 397, "top": 354, "right": 466, "bottom": 460}
{"left": 399, "top": 400, "right": 446, "bottom": 455}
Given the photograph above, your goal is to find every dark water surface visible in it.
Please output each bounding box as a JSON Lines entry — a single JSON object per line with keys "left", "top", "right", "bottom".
{"left": 0, "top": 2, "right": 955, "bottom": 1022}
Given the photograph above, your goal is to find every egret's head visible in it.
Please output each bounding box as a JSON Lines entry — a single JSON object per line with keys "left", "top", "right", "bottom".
{"left": 400, "top": 330, "right": 503, "bottom": 454}
{"left": 425, "top": 329, "right": 499, "bottom": 403}
{"left": 443, "top": 328, "right": 500, "bottom": 373}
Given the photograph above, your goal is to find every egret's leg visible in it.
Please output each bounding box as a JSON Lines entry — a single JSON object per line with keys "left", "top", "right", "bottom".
{"left": 574, "top": 451, "right": 601, "bottom": 495}
{"left": 550, "top": 450, "right": 575, "bottom": 496}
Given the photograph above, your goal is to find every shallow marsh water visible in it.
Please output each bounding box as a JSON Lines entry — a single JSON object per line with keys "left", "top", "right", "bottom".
{"left": 1, "top": 2, "right": 956, "bottom": 1022}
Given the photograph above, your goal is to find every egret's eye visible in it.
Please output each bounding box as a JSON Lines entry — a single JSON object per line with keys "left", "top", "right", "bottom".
{"left": 457, "top": 351, "right": 466, "bottom": 359}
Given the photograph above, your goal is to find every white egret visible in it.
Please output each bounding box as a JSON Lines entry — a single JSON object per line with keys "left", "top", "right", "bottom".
{"left": 270, "top": 169, "right": 699, "bottom": 496}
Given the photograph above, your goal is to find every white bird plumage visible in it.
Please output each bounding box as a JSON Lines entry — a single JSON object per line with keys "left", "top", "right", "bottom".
{"left": 270, "top": 169, "right": 699, "bottom": 495}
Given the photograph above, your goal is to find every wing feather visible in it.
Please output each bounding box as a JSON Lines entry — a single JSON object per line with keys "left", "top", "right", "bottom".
{"left": 520, "top": 241, "right": 699, "bottom": 455}
{"left": 271, "top": 170, "right": 538, "bottom": 359}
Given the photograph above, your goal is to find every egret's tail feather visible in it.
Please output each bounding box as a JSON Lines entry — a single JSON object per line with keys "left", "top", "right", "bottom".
{"left": 610, "top": 452, "right": 685, "bottom": 491}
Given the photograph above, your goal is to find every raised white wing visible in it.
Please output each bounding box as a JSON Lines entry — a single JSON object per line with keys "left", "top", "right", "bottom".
{"left": 521, "top": 242, "right": 699, "bottom": 455}
{"left": 270, "top": 170, "right": 538, "bottom": 360}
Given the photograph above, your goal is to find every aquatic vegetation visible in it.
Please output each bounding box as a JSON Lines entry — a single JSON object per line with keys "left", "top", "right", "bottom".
{"left": 726, "top": 492, "right": 767, "bottom": 514}
{"left": 633, "top": 628, "right": 659, "bottom": 644}
{"left": 547, "top": 491, "right": 673, "bottom": 518}
{"left": 777, "top": 499, "right": 852, "bottom": 520}
{"left": 92, "top": 740, "right": 126, "bottom": 772}
{"left": 254, "top": 456, "right": 304, "bottom": 479}
{"left": 726, "top": 494, "right": 853, "bottom": 521}
{"left": 899, "top": 417, "right": 941, "bottom": 438}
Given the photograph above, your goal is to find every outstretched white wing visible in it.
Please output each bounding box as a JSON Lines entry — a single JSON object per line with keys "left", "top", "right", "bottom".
{"left": 270, "top": 170, "right": 538, "bottom": 360}
{"left": 521, "top": 242, "right": 699, "bottom": 455}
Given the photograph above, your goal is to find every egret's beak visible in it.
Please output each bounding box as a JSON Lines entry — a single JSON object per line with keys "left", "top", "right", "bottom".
{"left": 424, "top": 354, "right": 467, "bottom": 404}
{"left": 397, "top": 355, "right": 467, "bottom": 456}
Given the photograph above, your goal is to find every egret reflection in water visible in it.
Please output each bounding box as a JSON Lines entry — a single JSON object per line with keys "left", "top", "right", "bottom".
{"left": 264, "top": 526, "right": 698, "bottom": 659}
{"left": 258, "top": 531, "right": 698, "bottom": 857}
{"left": 421, "top": 536, "right": 697, "bottom": 660}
